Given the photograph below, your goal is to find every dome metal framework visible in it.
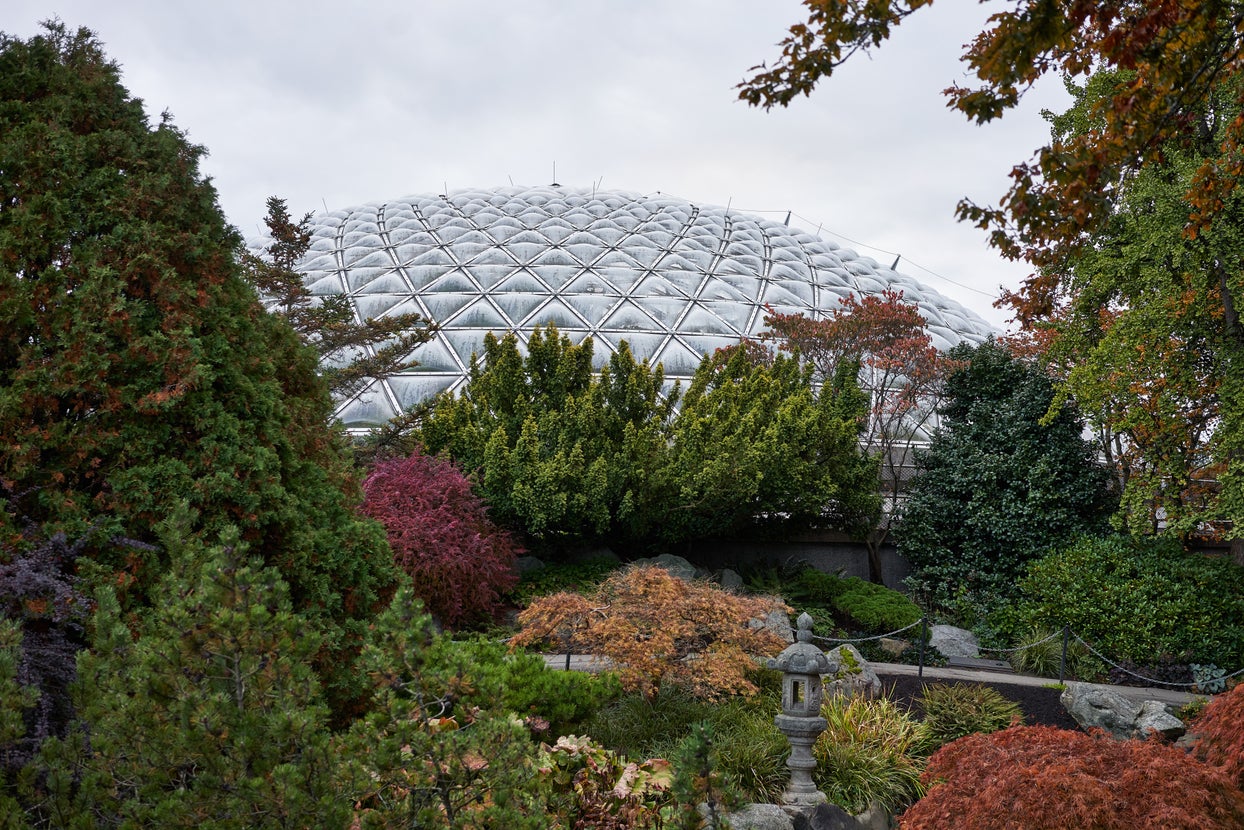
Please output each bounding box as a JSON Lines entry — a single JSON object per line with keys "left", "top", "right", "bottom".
{"left": 262, "top": 185, "right": 996, "bottom": 428}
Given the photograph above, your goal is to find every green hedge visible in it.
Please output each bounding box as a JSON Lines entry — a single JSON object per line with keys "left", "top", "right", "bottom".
{"left": 1018, "top": 535, "right": 1244, "bottom": 669}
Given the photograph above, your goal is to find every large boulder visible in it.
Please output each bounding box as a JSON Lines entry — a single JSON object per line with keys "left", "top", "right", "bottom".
{"left": 1059, "top": 683, "right": 1185, "bottom": 740}
{"left": 724, "top": 803, "right": 794, "bottom": 830}
{"left": 825, "top": 644, "right": 882, "bottom": 699}
{"left": 719, "top": 567, "right": 745, "bottom": 592}
{"left": 798, "top": 803, "right": 864, "bottom": 829}
{"left": 632, "top": 553, "right": 700, "bottom": 581}
{"left": 752, "top": 609, "right": 795, "bottom": 643}
{"left": 929, "top": 625, "right": 980, "bottom": 658}
{"left": 723, "top": 803, "right": 864, "bottom": 830}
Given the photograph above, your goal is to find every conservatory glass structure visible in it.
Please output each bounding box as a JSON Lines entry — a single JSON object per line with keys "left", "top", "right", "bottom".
{"left": 258, "top": 185, "right": 996, "bottom": 428}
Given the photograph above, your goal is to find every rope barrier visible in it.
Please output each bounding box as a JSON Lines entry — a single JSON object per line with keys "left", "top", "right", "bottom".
{"left": 976, "top": 629, "right": 1064, "bottom": 655}
{"left": 808, "top": 618, "right": 924, "bottom": 646}
{"left": 1071, "top": 635, "right": 1244, "bottom": 689}
{"left": 798, "top": 610, "right": 1244, "bottom": 691}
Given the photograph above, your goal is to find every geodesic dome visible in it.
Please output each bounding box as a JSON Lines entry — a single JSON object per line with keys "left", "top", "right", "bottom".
{"left": 255, "top": 185, "right": 996, "bottom": 428}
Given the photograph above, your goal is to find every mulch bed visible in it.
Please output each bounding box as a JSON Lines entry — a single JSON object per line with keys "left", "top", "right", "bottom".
{"left": 881, "top": 674, "right": 1082, "bottom": 732}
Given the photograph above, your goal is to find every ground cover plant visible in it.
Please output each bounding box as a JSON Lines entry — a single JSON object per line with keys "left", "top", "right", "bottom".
{"left": 582, "top": 678, "right": 789, "bottom": 805}
{"left": 744, "top": 562, "right": 925, "bottom": 663}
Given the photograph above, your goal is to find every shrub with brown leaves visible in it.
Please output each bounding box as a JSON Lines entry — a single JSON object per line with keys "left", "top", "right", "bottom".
{"left": 511, "top": 565, "right": 789, "bottom": 700}
{"left": 1193, "top": 681, "right": 1244, "bottom": 789}
{"left": 901, "top": 725, "right": 1244, "bottom": 830}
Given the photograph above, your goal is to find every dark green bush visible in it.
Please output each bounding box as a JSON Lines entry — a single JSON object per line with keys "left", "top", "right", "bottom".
{"left": 1018, "top": 535, "right": 1244, "bottom": 669}
{"left": 833, "top": 576, "right": 923, "bottom": 632}
{"left": 916, "top": 683, "right": 1023, "bottom": 752}
{"left": 507, "top": 556, "right": 620, "bottom": 606}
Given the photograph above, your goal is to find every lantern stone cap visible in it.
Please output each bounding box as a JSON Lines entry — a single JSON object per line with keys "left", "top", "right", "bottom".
{"left": 767, "top": 612, "right": 834, "bottom": 674}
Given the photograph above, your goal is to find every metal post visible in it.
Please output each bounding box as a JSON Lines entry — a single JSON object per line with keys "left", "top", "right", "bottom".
{"left": 918, "top": 617, "right": 928, "bottom": 679}
{"left": 1058, "top": 625, "right": 1070, "bottom": 685}
{"left": 565, "top": 635, "right": 572, "bottom": 671}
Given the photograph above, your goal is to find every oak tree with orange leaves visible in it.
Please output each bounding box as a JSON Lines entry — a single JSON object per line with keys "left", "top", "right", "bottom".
{"left": 511, "top": 565, "right": 790, "bottom": 701}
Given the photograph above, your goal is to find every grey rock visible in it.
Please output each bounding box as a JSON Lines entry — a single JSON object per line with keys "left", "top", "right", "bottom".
{"left": 1060, "top": 683, "right": 1186, "bottom": 740}
{"left": 1135, "top": 700, "right": 1186, "bottom": 741}
{"left": 633, "top": 553, "right": 699, "bottom": 581}
{"left": 720, "top": 567, "right": 745, "bottom": 592}
{"left": 577, "top": 546, "right": 620, "bottom": 564}
{"left": 514, "top": 555, "right": 545, "bottom": 575}
{"left": 853, "top": 803, "right": 895, "bottom": 830}
{"left": 752, "top": 610, "right": 795, "bottom": 643}
{"left": 725, "top": 803, "right": 794, "bottom": 830}
{"left": 929, "top": 624, "right": 980, "bottom": 658}
{"left": 877, "top": 638, "right": 909, "bottom": 657}
{"left": 825, "top": 644, "right": 882, "bottom": 699}
{"left": 795, "top": 802, "right": 863, "bottom": 830}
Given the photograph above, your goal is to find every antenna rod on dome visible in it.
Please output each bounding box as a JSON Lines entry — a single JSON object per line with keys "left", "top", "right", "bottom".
{"left": 891, "top": 254, "right": 902, "bottom": 270}
{"left": 784, "top": 211, "right": 791, "bottom": 226}
{"left": 552, "top": 161, "right": 558, "bottom": 186}
{"left": 509, "top": 175, "right": 515, "bottom": 186}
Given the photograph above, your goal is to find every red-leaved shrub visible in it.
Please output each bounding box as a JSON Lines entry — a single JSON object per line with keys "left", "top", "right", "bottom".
{"left": 362, "top": 450, "right": 521, "bottom": 628}
{"left": 1193, "top": 682, "right": 1244, "bottom": 789}
{"left": 901, "top": 725, "right": 1244, "bottom": 830}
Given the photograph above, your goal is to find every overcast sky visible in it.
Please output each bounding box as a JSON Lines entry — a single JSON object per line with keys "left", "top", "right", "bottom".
{"left": 4, "top": 1, "right": 1070, "bottom": 329}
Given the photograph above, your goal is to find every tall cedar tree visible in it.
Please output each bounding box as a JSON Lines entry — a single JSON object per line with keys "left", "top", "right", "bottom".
{"left": 760, "top": 289, "right": 955, "bottom": 582}
{"left": 895, "top": 339, "right": 1114, "bottom": 614}
{"left": 660, "top": 345, "right": 878, "bottom": 545}
{"left": 361, "top": 449, "right": 521, "bottom": 629}
{"left": 0, "top": 24, "right": 399, "bottom": 713}
{"left": 241, "top": 196, "right": 435, "bottom": 401}
{"left": 418, "top": 325, "right": 678, "bottom": 554}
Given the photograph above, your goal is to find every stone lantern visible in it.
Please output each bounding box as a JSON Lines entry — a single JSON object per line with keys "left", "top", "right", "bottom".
{"left": 767, "top": 612, "right": 836, "bottom": 807}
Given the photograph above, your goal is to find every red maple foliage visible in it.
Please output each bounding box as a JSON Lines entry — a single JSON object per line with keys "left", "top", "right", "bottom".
{"left": 901, "top": 725, "right": 1244, "bottom": 830}
{"left": 1193, "top": 682, "right": 1244, "bottom": 790}
{"left": 361, "top": 449, "right": 521, "bottom": 628}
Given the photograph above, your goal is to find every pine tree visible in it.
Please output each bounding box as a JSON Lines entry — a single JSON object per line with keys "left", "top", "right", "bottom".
{"left": 241, "top": 196, "right": 435, "bottom": 400}
{"left": 29, "top": 514, "right": 347, "bottom": 827}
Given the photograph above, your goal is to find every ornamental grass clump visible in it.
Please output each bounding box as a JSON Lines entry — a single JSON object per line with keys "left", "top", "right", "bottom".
{"left": 812, "top": 693, "right": 926, "bottom": 814}
{"left": 915, "top": 682, "right": 1022, "bottom": 753}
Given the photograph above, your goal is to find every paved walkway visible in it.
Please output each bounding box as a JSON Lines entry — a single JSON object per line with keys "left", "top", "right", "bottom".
{"left": 542, "top": 654, "right": 1201, "bottom": 706}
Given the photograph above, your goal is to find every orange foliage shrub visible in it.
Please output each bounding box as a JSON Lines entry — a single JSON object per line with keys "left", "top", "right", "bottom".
{"left": 1193, "top": 682, "right": 1244, "bottom": 789}
{"left": 901, "top": 726, "right": 1244, "bottom": 830}
{"left": 511, "top": 565, "right": 789, "bottom": 700}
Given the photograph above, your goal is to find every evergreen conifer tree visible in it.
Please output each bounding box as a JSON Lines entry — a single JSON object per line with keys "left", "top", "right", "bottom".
{"left": 0, "top": 23, "right": 399, "bottom": 710}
